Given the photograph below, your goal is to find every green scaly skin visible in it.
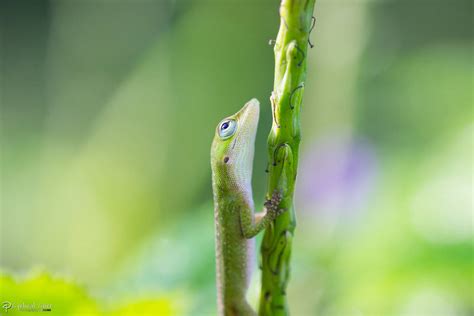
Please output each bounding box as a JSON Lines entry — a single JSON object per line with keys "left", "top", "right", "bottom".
{"left": 211, "top": 99, "right": 286, "bottom": 316}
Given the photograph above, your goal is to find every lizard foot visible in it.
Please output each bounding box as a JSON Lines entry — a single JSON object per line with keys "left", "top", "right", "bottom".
{"left": 264, "top": 190, "right": 286, "bottom": 218}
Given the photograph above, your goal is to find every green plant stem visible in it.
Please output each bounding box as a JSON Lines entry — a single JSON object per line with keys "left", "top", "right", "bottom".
{"left": 259, "top": 0, "right": 316, "bottom": 315}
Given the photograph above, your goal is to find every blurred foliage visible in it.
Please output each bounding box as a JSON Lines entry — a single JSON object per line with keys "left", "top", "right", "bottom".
{"left": 1, "top": 0, "right": 472, "bottom": 315}
{"left": 0, "top": 271, "right": 183, "bottom": 315}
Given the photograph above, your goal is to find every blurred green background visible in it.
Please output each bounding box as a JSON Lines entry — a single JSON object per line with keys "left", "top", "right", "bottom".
{"left": 0, "top": 0, "right": 472, "bottom": 315}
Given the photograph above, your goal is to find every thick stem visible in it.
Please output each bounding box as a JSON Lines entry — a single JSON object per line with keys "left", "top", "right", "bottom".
{"left": 259, "top": 1, "right": 316, "bottom": 315}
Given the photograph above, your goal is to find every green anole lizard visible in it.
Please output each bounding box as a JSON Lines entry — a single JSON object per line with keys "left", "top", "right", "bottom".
{"left": 211, "top": 99, "right": 287, "bottom": 316}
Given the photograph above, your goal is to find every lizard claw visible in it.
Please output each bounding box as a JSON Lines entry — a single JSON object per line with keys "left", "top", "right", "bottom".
{"left": 264, "top": 190, "right": 286, "bottom": 218}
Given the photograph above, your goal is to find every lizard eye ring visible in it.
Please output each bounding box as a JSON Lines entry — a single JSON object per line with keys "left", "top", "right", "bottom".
{"left": 218, "top": 119, "right": 237, "bottom": 139}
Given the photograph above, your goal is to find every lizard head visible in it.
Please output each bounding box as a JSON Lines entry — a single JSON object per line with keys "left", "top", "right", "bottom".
{"left": 211, "top": 98, "right": 260, "bottom": 191}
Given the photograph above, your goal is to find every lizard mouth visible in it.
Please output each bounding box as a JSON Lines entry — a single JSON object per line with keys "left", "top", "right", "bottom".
{"left": 236, "top": 98, "right": 260, "bottom": 130}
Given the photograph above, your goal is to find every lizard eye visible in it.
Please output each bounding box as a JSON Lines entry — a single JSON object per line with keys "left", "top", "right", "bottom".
{"left": 218, "top": 119, "right": 237, "bottom": 139}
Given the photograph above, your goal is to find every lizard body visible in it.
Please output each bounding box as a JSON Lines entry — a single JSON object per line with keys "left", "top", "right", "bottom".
{"left": 211, "top": 99, "right": 284, "bottom": 316}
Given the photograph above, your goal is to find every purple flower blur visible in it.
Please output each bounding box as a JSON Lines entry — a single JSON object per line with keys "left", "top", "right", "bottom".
{"left": 297, "top": 135, "right": 378, "bottom": 218}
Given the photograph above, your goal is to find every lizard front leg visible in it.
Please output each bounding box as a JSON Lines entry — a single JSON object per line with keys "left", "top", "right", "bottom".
{"left": 240, "top": 191, "right": 285, "bottom": 239}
